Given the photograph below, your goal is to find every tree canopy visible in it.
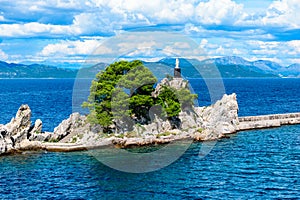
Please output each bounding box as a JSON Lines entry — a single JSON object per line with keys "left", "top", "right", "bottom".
{"left": 83, "top": 60, "right": 198, "bottom": 132}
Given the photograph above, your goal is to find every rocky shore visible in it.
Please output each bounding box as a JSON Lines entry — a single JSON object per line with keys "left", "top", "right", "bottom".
{"left": 2, "top": 93, "right": 300, "bottom": 155}
{"left": 0, "top": 92, "right": 240, "bottom": 155}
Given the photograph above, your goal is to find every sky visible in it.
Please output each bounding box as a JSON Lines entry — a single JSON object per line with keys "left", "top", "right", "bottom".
{"left": 0, "top": 0, "right": 299, "bottom": 67}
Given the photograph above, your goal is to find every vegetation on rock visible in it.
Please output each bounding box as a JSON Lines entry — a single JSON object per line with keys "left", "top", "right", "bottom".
{"left": 83, "top": 60, "right": 197, "bottom": 133}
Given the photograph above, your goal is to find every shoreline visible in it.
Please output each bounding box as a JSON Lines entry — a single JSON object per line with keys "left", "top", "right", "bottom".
{"left": 1, "top": 93, "right": 300, "bottom": 156}
{"left": 5, "top": 113, "right": 299, "bottom": 155}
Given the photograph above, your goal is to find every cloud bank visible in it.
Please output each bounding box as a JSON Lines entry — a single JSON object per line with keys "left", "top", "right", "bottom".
{"left": 0, "top": 0, "right": 299, "bottom": 66}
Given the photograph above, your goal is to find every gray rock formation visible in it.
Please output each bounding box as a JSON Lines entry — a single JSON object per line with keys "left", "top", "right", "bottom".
{"left": 0, "top": 76, "right": 240, "bottom": 155}
{"left": 5, "top": 104, "right": 32, "bottom": 144}
{"left": 30, "top": 119, "right": 42, "bottom": 134}
{"left": 28, "top": 119, "right": 48, "bottom": 141}
{"left": 29, "top": 131, "right": 52, "bottom": 142}
{"left": 152, "top": 77, "right": 189, "bottom": 97}
{"left": 51, "top": 113, "right": 87, "bottom": 142}
{"left": 136, "top": 114, "right": 172, "bottom": 135}
{"left": 194, "top": 93, "right": 239, "bottom": 140}
{"left": 0, "top": 105, "right": 46, "bottom": 155}
{"left": 125, "top": 93, "right": 239, "bottom": 142}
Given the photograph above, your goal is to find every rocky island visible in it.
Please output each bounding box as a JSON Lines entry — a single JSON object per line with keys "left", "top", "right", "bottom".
{"left": 1, "top": 60, "right": 299, "bottom": 155}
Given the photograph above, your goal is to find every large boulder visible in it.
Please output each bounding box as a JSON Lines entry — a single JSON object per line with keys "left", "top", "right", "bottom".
{"left": 195, "top": 93, "right": 239, "bottom": 140}
{"left": 28, "top": 119, "right": 51, "bottom": 142}
{"left": 51, "top": 113, "right": 86, "bottom": 141}
{"left": 29, "top": 131, "right": 52, "bottom": 142}
{"left": 5, "top": 104, "right": 32, "bottom": 144}
{"left": 137, "top": 115, "right": 172, "bottom": 135}
{"left": 152, "top": 77, "right": 189, "bottom": 97}
{"left": 179, "top": 109, "right": 202, "bottom": 130}
{"left": 30, "top": 119, "right": 42, "bottom": 134}
{"left": 0, "top": 105, "right": 46, "bottom": 155}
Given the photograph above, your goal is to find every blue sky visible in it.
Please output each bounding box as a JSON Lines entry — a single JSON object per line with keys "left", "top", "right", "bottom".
{"left": 0, "top": 0, "right": 299, "bottom": 67}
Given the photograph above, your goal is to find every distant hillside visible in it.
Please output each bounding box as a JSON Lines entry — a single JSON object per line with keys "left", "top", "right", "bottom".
{"left": 200, "top": 56, "right": 299, "bottom": 78}
{"left": 0, "top": 56, "right": 299, "bottom": 78}
{"left": 75, "top": 63, "right": 108, "bottom": 78}
{"left": 153, "top": 57, "right": 279, "bottom": 78}
{"left": 0, "top": 61, "right": 77, "bottom": 78}
{"left": 280, "top": 64, "right": 300, "bottom": 78}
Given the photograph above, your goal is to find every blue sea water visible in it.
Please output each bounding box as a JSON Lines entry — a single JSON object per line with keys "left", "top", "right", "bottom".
{"left": 0, "top": 78, "right": 299, "bottom": 199}
{"left": 0, "top": 79, "right": 74, "bottom": 131}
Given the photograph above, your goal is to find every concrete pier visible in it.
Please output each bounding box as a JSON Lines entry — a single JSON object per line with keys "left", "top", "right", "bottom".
{"left": 238, "top": 112, "right": 300, "bottom": 131}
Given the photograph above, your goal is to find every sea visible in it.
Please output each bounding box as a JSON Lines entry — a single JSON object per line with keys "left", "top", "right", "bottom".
{"left": 0, "top": 78, "right": 299, "bottom": 199}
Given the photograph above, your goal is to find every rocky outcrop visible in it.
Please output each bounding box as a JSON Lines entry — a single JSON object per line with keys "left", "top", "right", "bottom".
{"left": 50, "top": 113, "right": 87, "bottom": 142}
{"left": 194, "top": 93, "right": 239, "bottom": 140}
{"left": 130, "top": 93, "right": 239, "bottom": 141}
{"left": 152, "top": 77, "right": 189, "bottom": 97}
{"left": 31, "top": 76, "right": 238, "bottom": 148}
{"left": 0, "top": 105, "right": 45, "bottom": 155}
{"left": 5, "top": 104, "right": 32, "bottom": 144}
{"left": 0, "top": 80, "right": 240, "bottom": 155}
{"left": 28, "top": 119, "right": 49, "bottom": 141}
{"left": 135, "top": 115, "right": 172, "bottom": 135}
{"left": 30, "top": 119, "right": 42, "bottom": 134}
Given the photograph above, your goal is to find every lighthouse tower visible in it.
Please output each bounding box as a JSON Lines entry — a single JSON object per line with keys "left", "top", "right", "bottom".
{"left": 174, "top": 58, "right": 181, "bottom": 78}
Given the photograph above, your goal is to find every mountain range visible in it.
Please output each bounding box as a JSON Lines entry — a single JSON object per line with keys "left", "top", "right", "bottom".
{"left": 154, "top": 56, "right": 299, "bottom": 78}
{"left": 0, "top": 61, "right": 77, "bottom": 78}
{"left": 0, "top": 56, "right": 299, "bottom": 78}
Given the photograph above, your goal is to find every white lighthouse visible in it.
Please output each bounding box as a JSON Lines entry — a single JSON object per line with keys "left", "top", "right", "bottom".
{"left": 174, "top": 58, "right": 181, "bottom": 78}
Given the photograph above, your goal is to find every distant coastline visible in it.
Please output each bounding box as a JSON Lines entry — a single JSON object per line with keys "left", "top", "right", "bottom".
{"left": 0, "top": 56, "right": 299, "bottom": 78}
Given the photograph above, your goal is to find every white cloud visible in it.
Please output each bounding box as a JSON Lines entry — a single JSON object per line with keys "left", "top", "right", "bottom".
{"left": 242, "top": 39, "right": 300, "bottom": 65}
{"left": 106, "top": 0, "right": 195, "bottom": 23}
{"left": 20, "top": 0, "right": 89, "bottom": 10}
{"left": 287, "top": 40, "right": 300, "bottom": 54}
{"left": 195, "top": 0, "right": 245, "bottom": 25}
{"left": 0, "top": 49, "right": 8, "bottom": 60}
{"left": 117, "top": 41, "right": 158, "bottom": 53}
{"left": 199, "top": 39, "right": 208, "bottom": 49}
{"left": 0, "top": 13, "right": 113, "bottom": 38}
{"left": 252, "top": 49, "right": 278, "bottom": 55}
{"left": 262, "top": 0, "right": 300, "bottom": 28}
{"left": 240, "top": 0, "right": 300, "bottom": 28}
{"left": 39, "top": 39, "right": 104, "bottom": 56}
{"left": 1, "top": 0, "right": 300, "bottom": 67}
{"left": 72, "top": 12, "right": 116, "bottom": 35}
{"left": 215, "top": 46, "right": 226, "bottom": 55}
{"left": 0, "top": 0, "right": 253, "bottom": 38}
{"left": 1, "top": 0, "right": 300, "bottom": 40}
{"left": 0, "top": 22, "right": 74, "bottom": 37}
{"left": 287, "top": 58, "right": 300, "bottom": 65}
{"left": 232, "top": 48, "right": 243, "bottom": 55}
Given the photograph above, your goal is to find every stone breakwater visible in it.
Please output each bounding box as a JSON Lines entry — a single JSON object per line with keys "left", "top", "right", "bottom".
{"left": 238, "top": 113, "right": 300, "bottom": 131}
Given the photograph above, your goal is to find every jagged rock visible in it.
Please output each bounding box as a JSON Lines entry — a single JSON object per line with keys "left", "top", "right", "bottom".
{"left": 179, "top": 109, "right": 201, "bottom": 130}
{"left": 0, "top": 139, "right": 5, "bottom": 154}
{"left": 90, "top": 124, "right": 103, "bottom": 134}
{"left": 29, "top": 132, "right": 52, "bottom": 142}
{"left": 30, "top": 119, "right": 42, "bottom": 134}
{"left": 195, "top": 93, "right": 239, "bottom": 140}
{"left": 5, "top": 104, "right": 32, "bottom": 144}
{"left": 152, "top": 77, "right": 189, "bottom": 97}
{"left": 28, "top": 119, "right": 49, "bottom": 142}
{"left": 140, "top": 115, "right": 172, "bottom": 135}
{"left": 0, "top": 76, "right": 240, "bottom": 155}
{"left": 0, "top": 124, "right": 14, "bottom": 154}
{"left": 52, "top": 113, "right": 86, "bottom": 141}
{"left": 0, "top": 105, "right": 49, "bottom": 155}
